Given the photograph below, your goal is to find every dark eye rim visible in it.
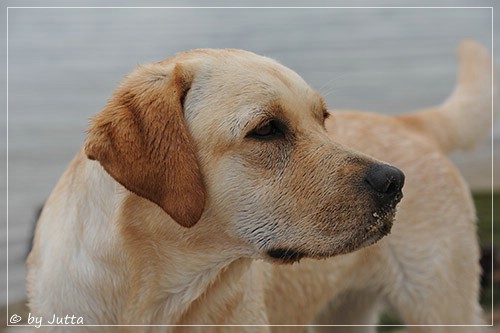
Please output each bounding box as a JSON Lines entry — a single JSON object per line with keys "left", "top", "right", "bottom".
{"left": 246, "top": 119, "right": 285, "bottom": 140}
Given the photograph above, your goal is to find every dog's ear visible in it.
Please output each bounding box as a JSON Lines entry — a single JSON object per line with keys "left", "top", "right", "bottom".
{"left": 84, "top": 63, "right": 205, "bottom": 228}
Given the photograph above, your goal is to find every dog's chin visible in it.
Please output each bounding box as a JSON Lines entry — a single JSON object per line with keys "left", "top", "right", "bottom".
{"left": 358, "top": 207, "right": 396, "bottom": 249}
{"left": 338, "top": 205, "right": 398, "bottom": 254}
{"left": 264, "top": 206, "right": 398, "bottom": 265}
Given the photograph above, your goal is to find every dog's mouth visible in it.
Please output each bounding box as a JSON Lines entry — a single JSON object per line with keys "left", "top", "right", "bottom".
{"left": 265, "top": 192, "right": 403, "bottom": 265}
{"left": 266, "top": 248, "right": 307, "bottom": 264}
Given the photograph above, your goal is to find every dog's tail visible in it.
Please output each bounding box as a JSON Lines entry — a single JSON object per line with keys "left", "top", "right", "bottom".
{"left": 398, "top": 39, "right": 495, "bottom": 153}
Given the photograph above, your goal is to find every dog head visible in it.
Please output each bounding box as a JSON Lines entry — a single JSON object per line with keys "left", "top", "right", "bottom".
{"left": 85, "top": 49, "right": 404, "bottom": 264}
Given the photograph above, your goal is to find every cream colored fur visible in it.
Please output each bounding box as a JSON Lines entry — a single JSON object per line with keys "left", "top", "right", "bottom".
{"left": 26, "top": 40, "right": 492, "bottom": 333}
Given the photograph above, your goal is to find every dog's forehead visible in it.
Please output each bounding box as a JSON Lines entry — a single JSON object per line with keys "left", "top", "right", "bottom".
{"left": 185, "top": 49, "right": 325, "bottom": 127}
{"left": 175, "top": 48, "right": 316, "bottom": 98}
{"left": 213, "top": 50, "right": 313, "bottom": 96}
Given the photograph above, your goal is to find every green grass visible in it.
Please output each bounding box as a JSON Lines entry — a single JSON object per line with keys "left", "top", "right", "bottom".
{"left": 474, "top": 191, "right": 499, "bottom": 246}
{"left": 475, "top": 191, "right": 500, "bottom": 310}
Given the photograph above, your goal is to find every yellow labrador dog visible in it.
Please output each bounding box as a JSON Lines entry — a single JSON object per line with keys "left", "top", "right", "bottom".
{"left": 27, "top": 40, "right": 491, "bottom": 332}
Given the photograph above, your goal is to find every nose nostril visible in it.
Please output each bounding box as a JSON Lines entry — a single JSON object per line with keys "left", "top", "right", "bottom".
{"left": 364, "top": 164, "right": 405, "bottom": 195}
{"left": 386, "top": 180, "right": 397, "bottom": 194}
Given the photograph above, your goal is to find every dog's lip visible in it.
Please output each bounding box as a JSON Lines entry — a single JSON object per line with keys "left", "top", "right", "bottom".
{"left": 264, "top": 247, "right": 338, "bottom": 264}
{"left": 266, "top": 248, "right": 307, "bottom": 264}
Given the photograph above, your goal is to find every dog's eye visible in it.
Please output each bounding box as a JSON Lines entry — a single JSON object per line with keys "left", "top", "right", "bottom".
{"left": 254, "top": 122, "right": 274, "bottom": 136}
{"left": 248, "top": 120, "right": 283, "bottom": 139}
{"left": 322, "top": 111, "right": 331, "bottom": 127}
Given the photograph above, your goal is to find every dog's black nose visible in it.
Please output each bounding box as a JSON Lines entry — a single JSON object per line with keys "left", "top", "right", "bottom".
{"left": 364, "top": 164, "right": 405, "bottom": 197}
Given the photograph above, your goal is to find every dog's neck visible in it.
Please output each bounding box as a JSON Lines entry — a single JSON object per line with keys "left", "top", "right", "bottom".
{"left": 79, "top": 156, "right": 255, "bottom": 325}
{"left": 118, "top": 228, "right": 254, "bottom": 326}
{"left": 156, "top": 257, "right": 256, "bottom": 326}
{"left": 123, "top": 241, "right": 250, "bottom": 325}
